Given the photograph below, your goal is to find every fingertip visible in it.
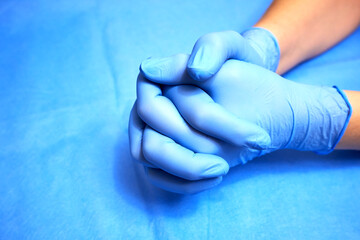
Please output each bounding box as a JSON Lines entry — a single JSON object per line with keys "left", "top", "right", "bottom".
{"left": 187, "top": 46, "right": 216, "bottom": 81}
{"left": 140, "top": 57, "right": 164, "bottom": 80}
{"left": 237, "top": 147, "right": 264, "bottom": 166}
{"left": 194, "top": 153, "right": 229, "bottom": 179}
{"left": 229, "top": 120, "right": 271, "bottom": 150}
{"left": 140, "top": 54, "right": 190, "bottom": 84}
{"left": 138, "top": 56, "right": 152, "bottom": 71}
{"left": 246, "top": 131, "right": 272, "bottom": 150}
{"left": 200, "top": 160, "right": 229, "bottom": 179}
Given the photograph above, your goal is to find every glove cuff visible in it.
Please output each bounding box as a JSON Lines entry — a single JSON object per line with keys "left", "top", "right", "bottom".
{"left": 241, "top": 27, "right": 280, "bottom": 72}
{"left": 316, "top": 86, "right": 353, "bottom": 154}
{"left": 286, "top": 85, "right": 352, "bottom": 154}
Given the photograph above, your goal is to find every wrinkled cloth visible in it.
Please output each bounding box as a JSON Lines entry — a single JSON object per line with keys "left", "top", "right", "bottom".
{"left": 0, "top": 0, "right": 360, "bottom": 239}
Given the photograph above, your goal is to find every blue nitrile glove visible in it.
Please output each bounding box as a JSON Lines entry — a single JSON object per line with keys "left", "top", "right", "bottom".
{"left": 129, "top": 56, "right": 272, "bottom": 193}
{"left": 133, "top": 54, "right": 351, "bottom": 194}
{"left": 187, "top": 28, "right": 280, "bottom": 81}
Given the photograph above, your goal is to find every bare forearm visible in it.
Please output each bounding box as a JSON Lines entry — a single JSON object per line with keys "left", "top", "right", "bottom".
{"left": 254, "top": 0, "right": 360, "bottom": 74}
{"left": 336, "top": 90, "right": 360, "bottom": 150}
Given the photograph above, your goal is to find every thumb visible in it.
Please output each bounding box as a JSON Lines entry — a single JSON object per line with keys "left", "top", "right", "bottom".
{"left": 140, "top": 54, "right": 191, "bottom": 85}
{"left": 187, "top": 30, "right": 264, "bottom": 81}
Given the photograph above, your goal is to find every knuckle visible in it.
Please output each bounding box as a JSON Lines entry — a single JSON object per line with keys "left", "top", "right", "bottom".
{"left": 198, "top": 32, "right": 222, "bottom": 46}
{"left": 142, "top": 134, "right": 158, "bottom": 160}
{"left": 142, "top": 132, "right": 175, "bottom": 164}
{"left": 136, "top": 100, "right": 152, "bottom": 121}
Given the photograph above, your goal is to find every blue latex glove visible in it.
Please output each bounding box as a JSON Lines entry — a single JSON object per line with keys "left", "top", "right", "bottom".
{"left": 129, "top": 27, "right": 280, "bottom": 193}
{"left": 129, "top": 56, "right": 272, "bottom": 193}
{"left": 187, "top": 28, "right": 280, "bottom": 81}
{"left": 130, "top": 54, "right": 352, "bottom": 194}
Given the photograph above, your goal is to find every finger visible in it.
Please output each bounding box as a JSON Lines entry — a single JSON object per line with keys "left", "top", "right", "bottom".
{"left": 146, "top": 167, "right": 223, "bottom": 194}
{"left": 140, "top": 59, "right": 271, "bottom": 149}
{"left": 128, "top": 102, "right": 156, "bottom": 167}
{"left": 142, "top": 126, "right": 229, "bottom": 181}
{"left": 237, "top": 147, "right": 268, "bottom": 165}
{"left": 140, "top": 53, "right": 192, "bottom": 85}
{"left": 187, "top": 31, "right": 263, "bottom": 81}
{"left": 136, "top": 73, "right": 221, "bottom": 154}
{"left": 163, "top": 85, "right": 271, "bottom": 149}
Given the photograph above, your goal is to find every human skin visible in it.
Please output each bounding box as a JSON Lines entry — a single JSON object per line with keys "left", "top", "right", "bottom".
{"left": 336, "top": 91, "right": 360, "bottom": 150}
{"left": 255, "top": 0, "right": 360, "bottom": 74}
{"left": 254, "top": 0, "right": 360, "bottom": 150}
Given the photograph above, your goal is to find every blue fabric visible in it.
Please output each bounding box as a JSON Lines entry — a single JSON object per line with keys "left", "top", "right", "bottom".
{"left": 0, "top": 0, "right": 359, "bottom": 239}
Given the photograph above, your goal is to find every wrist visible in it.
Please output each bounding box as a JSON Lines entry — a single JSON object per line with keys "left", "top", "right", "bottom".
{"left": 335, "top": 90, "right": 359, "bottom": 150}
{"left": 241, "top": 27, "right": 280, "bottom": 72}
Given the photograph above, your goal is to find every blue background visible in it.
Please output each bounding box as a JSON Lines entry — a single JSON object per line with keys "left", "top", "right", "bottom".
{"left": 1, "top": 0, "right": 359, "bottom": 239}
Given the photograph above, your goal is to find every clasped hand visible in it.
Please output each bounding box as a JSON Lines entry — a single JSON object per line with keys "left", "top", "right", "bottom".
{"left": 129, "top": 31, "right": 350, "bottom": 194}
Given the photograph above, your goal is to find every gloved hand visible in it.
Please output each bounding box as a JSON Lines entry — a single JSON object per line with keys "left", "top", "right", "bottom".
{"left": 129, "top": 27, "right": 280, "bottom": 194}
{"left": 129, "top": 54, "right": 272, "bottom": 194}
{"left": 187, "top": 28, "right": 280, "bottom": 81}
{"left": 129, "top": 54, "right": 352, "bottom": 194}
